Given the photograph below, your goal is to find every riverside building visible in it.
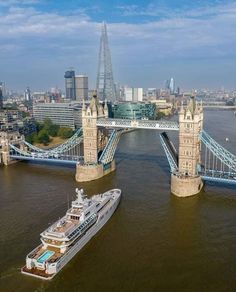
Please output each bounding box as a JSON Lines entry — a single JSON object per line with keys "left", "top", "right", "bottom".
{"left": 33, "top": 103, "right": 82, "bottom": 129}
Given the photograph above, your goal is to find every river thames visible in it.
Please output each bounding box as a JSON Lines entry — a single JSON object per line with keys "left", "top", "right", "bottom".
{"left": 0, "top": 110, "right": 236, "bottom": 292}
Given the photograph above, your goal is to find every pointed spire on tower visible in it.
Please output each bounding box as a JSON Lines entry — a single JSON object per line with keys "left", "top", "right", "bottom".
{"left": 104, "top": 99, "right": 108, "bottom": 117}
{"left": 96, "top": 22, "right": 116, "bottom": 102}
{"left": 104, "top": 99, "right": 108, "bottom": 109}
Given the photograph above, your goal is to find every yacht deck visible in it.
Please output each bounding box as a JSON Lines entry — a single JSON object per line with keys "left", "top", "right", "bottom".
{"left": 22, "top": 266, "right": 54, "bottom": 279}
{"left": 29, "top": 245, "right": 62, "bottom": 263}
{"left": 47, "top": 218, "right": 79, "bottom": 235}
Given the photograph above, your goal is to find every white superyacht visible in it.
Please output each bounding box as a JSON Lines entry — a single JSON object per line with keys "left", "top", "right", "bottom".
{"left": 21, "top": 188, "right": 121, "bottom": 280}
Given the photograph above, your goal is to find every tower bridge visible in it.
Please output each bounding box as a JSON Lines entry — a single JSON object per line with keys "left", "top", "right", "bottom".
{"left": 1, "top": 94, "right": 236, "bottom": 197}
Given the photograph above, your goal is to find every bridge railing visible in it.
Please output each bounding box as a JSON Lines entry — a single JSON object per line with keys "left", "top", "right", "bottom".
{"left": 160, "top": 132, "right": 178, "bottom": 173}
{"left": 97, "top": 118, "right": 179, "bottom": 131}
{"left": 99, "top": 129, "right": 124, "bottom": 165}
{"left": 200, "top": 130, "right": 236, "bottom": 173}
{"left": 9, "top": 128, "right": 84, "bottom": 164}
{"left": 21, "top": 128, "right": 83, "bottom": 155}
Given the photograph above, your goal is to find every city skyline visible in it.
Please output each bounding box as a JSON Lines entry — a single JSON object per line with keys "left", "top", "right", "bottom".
{"left": 0, "top": 0, "right": 236, "bottom": 90}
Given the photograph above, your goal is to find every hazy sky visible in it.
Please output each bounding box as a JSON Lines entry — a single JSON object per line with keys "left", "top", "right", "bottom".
{"left": 0, "top": 0, "right": 236, "bottom": 91}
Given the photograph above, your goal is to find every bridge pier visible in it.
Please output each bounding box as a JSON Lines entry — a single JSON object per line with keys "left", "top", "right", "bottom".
{"left": 171, "top": 97, "right": 204, "bottom": 197}
{"left": 171, "top": 174, "right": 203, "bottom": 197}
{"left": 76, "top": 159, "right": 116, "bottom": 182}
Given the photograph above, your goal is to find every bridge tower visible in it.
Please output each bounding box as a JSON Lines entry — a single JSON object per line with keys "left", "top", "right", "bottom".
{"left": 0, "top": 131, "right": 26, "bottom": 165}
{"left": 171, "top": 96, "right": 204, "bottom": 197}
{"left": 75, "top": 93, "right": 115, "bottom": 182}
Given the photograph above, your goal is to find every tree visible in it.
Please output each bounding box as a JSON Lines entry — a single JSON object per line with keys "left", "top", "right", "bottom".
{"left": 21, "top": 111, "right": 30, "bottom": 118}
{"left": 25, "top": 134, "right": 34, "bottom": 144}
{"left": 36, "top": 122, "right": 44, "bottom": 132}
{"left": 48, "top": 124, "right": 59, "bottom": 137}
{"left": 37, "top": 129, "right": 50, "bottom": 145}
{"left": 43, "top": 118, "right": 59, "bottom": 136}
{"left": 57, "top": 127, "right": 73, "bottom": 139}
{"left": 26, "top": 133, "right": 38, "bottom": 144}
{"left": 43, "top": 118, "right": 53, "bottom": 132}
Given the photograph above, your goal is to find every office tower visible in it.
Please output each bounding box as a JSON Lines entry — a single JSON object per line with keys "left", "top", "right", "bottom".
{"left": 133, "top": 88, "right": 143, "bottom": 102}
{"left": 169, "top": 78, "right": 175, "bottom": 94}
{"left": 124, "top": 87, "right": 143, "bottom": 102}
{"left": 0, "top": 82, "right": 6, "bottom": 97}
{"left": 166, "top": 78, "right": 175, "bottom": 94}
{"left": 24, "top": 87, "right": 31, "bottom": 101}
{"left": 96, "top": 22, "right": 116, "bottom": 101}
{"left": 64, "top": 70, "right": 76, "bottom": 100}
{"left": 75, "top": 75, "right": 88, "bottom": 100}
{"left": 124, "top": 88, "right": 133, "bottom": 101}
{"left": 0, "top": 88, "right": 3, "bottom": 109}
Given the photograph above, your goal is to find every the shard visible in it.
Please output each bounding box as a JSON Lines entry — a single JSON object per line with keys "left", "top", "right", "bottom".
{"left": 96, "top": 22, "right": 116, "bottom": 101}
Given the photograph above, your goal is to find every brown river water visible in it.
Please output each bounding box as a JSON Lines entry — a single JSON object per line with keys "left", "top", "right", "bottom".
{"left": 0, "top": 110, "right": 236, "bottom": 292}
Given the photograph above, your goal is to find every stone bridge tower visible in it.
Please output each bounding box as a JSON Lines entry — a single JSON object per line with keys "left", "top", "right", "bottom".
{"left": 76, "top": 93, "right": 112, "bottom": 182}
{"left": 0, "top": 131, "right": 26, "bottom": 165}
{"left": 171, "top": 96, "right": 204, "bottom": 197}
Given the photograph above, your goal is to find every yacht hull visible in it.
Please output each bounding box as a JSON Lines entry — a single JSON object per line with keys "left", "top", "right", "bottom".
{"left": 21, "top": 190, "right": 121, "bottom": 280}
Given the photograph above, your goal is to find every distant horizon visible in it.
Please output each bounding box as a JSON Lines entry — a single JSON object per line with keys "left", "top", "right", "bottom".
{"left": 0, "top": 0, "right": 236, "bottom": 91}
{"left": 3, "top": 85, "right": 235, "bottom": 95}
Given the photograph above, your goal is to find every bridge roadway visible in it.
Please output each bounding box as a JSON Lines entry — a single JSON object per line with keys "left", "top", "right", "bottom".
{"left": 10, "top": 154, "right": 83, "bottom": 165}
{"left": 200, "top": 170, "right": 236, "bottom": 185}
{"left": 203, "top": 105, "right": 236, "bottom": 109}
{"left": 96, "top": 118, "right": 179, "bottom": 130}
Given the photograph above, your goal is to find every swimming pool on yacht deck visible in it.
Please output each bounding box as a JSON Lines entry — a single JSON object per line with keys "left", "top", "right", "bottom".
{"left": 37, "top": 250, "right": 55, "bottom": 263}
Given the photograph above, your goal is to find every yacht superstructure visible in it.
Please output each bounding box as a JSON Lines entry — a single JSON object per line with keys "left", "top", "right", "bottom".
{"left": 21, "top": 188, "right": 121, "bottom": 280}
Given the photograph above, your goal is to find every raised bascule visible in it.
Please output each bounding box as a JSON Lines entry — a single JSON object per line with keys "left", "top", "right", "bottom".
{"left": 1, "top": 95, "right": 236, "bottom": 197}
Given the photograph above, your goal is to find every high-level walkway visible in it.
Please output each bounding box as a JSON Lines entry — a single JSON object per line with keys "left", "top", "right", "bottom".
{"left": 96, "top": 118, "right": 179, "bottom": 130}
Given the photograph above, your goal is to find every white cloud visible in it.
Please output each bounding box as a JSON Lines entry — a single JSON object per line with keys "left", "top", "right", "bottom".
{"left": 0, "top": 2, "right": 235, "bottom": 53}
{"left": 0, "top": 1, "right": 235, "bottom": 89}
{"left": 0, "top": 0, "right": 38, "bottom": 6}
{"left": 116, "top": 4, "right": 171, "bottom": 17}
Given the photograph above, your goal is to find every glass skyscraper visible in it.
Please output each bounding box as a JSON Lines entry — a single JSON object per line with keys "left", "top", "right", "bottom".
{"left": 64, "top": 70, "right": 76, "bottom": 100}
{"left": 0, "top": 88, "right": 3, "bottom": 110}
{"left": 112, "top": 102, "right": 156, "bottom": 120}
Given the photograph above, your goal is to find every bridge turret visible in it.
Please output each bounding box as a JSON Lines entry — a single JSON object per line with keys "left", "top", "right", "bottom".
{"left": 82, "top": 93, "right": 99, "bottom": 164}
{"left": 104, "top": 100, "right": 109, "bottom": 118}
{"left": 171, "top": 96, "right": 204, "bottom": 197}
{"left": 0, "top": 131, "right": 25, "bottom": 165}
{"left": 76, "top": 92, "right": 112, "bottom": 182}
